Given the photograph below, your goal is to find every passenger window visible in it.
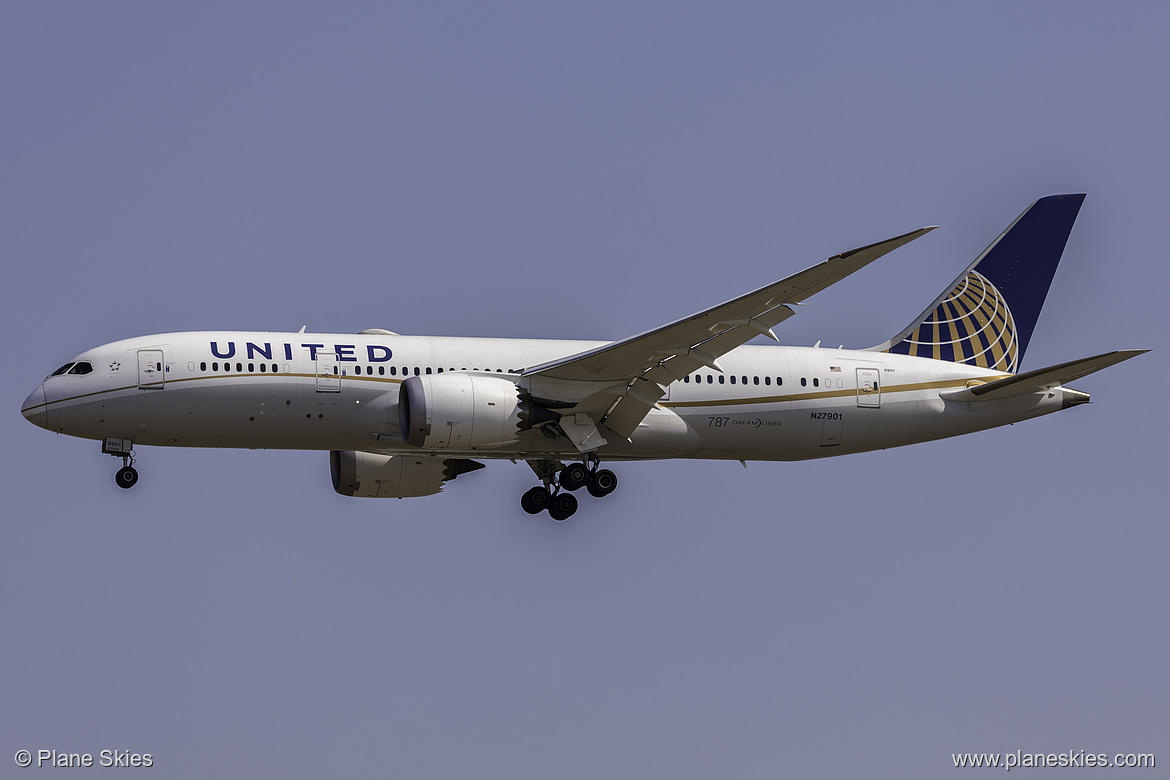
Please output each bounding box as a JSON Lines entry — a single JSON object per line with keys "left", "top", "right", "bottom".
{"left": 260, "top": 363, "right": 267, "bottom": 373}
{"left": 718, "top": 375, "right": 725, "bottom": 384}
{"left": 753, "top": 376, "right": 759, "bottom": 385}
{"left": 730, "top": 375, "right": 736, "bottom": 384}
{"left": 764, "top": 376, "right": 771, "bottom": 386}
{"left": 777, "top": 377, "right": 783, "bottom": 386}
{"left": 390, "top": 367, "right": 397, "bottom": 376}
{"left": 236, "top": 363, "right": 242, "bottom": 372}
{"left": 248, "top": 363, "right": 255, "bottom": 373}
{"left": 426, "top": 367, "right": 432, "bottom": 374}
{"left": 801, "top": 377, "right": 807, "bottom": 387}
{"left": 201, "top": 362, "right": 207, "bottom": 371}
{"left": 813, "top": 378, "right": 819, "bottom": 387}
{"left": 414, "top": 367, "right": 420, "bottom": 376}
{"left": 378, "top": 366, "right": 385, "bottom": 375}
{"left": 707, "top": 375, "right": 713, "bottom": 384}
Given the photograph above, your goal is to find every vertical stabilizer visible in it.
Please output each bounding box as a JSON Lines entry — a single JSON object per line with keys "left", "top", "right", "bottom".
{"left": 870, "top": 194, "right": 1085, "bottom": 373}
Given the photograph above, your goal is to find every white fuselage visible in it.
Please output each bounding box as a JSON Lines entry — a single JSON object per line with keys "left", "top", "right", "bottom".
{"left": 22, "top": 330, "right": 1070, "bottom": 462}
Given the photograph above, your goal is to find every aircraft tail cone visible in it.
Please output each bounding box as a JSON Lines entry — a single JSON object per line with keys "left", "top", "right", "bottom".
{"left": 1061, "top": 388, "right": 1091, "bottom": 409}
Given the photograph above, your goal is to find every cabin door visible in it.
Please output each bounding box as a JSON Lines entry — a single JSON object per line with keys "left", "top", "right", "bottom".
{"left": 137, "top": 349, "right": 165, "bottom": 389}
{"left": 315, "top": 352, "right": 342, "bottom": 392}
{"left": 856, "top": 367, "right": 881, "bottom": 407}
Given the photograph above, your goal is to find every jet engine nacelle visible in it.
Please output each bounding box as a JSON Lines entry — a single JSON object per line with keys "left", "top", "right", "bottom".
{"left": 330, "top": 450, "right": 484, "bottom": 497}
{"left": 399, "top": 373, "right": 525, "bottom": 449}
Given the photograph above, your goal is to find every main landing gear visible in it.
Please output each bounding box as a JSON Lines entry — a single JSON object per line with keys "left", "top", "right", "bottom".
{"left": 521, "top": 458, "right": 618, "bottom": 521}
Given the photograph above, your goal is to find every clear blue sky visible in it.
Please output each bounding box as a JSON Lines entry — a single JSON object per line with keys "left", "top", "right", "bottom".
{"left": 3, "top": 3, "right": 1165, "bottom": 777}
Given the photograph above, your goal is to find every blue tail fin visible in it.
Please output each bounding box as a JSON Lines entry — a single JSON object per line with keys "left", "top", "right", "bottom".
{"left": 872, "top": 194, "right": 1085, "bottom": 373}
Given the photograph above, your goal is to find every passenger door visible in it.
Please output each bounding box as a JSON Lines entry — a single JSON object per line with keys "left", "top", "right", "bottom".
{"left": 137, "top": 349, "right": 165, "bottom": 389}
{"left": 856, "top": 367, "right": 880, "bottom": 407}
{"left": 315, "top": 352, "right": 341, "bottom": 392}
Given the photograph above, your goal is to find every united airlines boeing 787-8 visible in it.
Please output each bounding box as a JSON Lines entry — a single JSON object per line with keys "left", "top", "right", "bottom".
{"left": 21, "top": 194, "right": 1145, "bottom": 519}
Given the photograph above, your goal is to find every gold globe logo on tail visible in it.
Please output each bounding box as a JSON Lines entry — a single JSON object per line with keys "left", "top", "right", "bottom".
{"left": 896, "top": 270, "right": 1018, "bottom": 372}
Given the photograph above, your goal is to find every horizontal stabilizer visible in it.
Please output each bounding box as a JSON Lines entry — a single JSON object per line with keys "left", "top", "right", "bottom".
{"left": 940, "top": 349, "right": 1148, "bottom": 402}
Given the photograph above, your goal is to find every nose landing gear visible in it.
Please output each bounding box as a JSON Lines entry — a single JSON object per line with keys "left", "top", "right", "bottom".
{"left": 521, "top": 458, "right": 618, "bottom": 520}
{"left": 102, "top": 437, "right": 138, "bottom": 489}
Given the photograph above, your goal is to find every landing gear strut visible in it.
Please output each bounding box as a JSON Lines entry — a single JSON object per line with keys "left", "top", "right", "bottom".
{"left": 521, "top": 457, "right": 618, "bottom": 520}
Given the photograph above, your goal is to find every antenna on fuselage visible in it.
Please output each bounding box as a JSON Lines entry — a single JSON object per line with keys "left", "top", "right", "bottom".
{"left": 298, "top": 325, "right": 307, "bottom": 333}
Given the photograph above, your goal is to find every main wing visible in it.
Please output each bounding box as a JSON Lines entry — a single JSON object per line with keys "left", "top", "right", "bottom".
{"left": 523, "top": 225, "right": 936, "bottom": 442}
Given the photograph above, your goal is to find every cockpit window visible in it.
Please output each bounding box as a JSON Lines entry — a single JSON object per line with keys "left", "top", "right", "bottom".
{"left": 67, "top": 361, "right": 94, "bottom": 375}
{"left": 50, "top": 363, "right": 75, "bottom": 376}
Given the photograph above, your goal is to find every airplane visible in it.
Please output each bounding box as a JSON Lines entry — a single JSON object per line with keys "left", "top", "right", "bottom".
{"left": 21, "top": 194, "right": 1146, "bottom": 520}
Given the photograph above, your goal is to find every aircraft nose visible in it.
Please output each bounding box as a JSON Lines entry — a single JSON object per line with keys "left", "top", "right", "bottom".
{"left": 21, "top": 385, "right": 48, "bottom": 429}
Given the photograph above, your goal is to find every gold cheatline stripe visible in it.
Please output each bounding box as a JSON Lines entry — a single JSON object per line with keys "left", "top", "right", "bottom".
{"left": 33, "top": 372, "right": 407, "bottom": 411}
{"left": 663, "top": 376, "right": 1007, "bottom": 409}
{"left": 36, "top": 371, "right": 1011, "bottom": 414}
